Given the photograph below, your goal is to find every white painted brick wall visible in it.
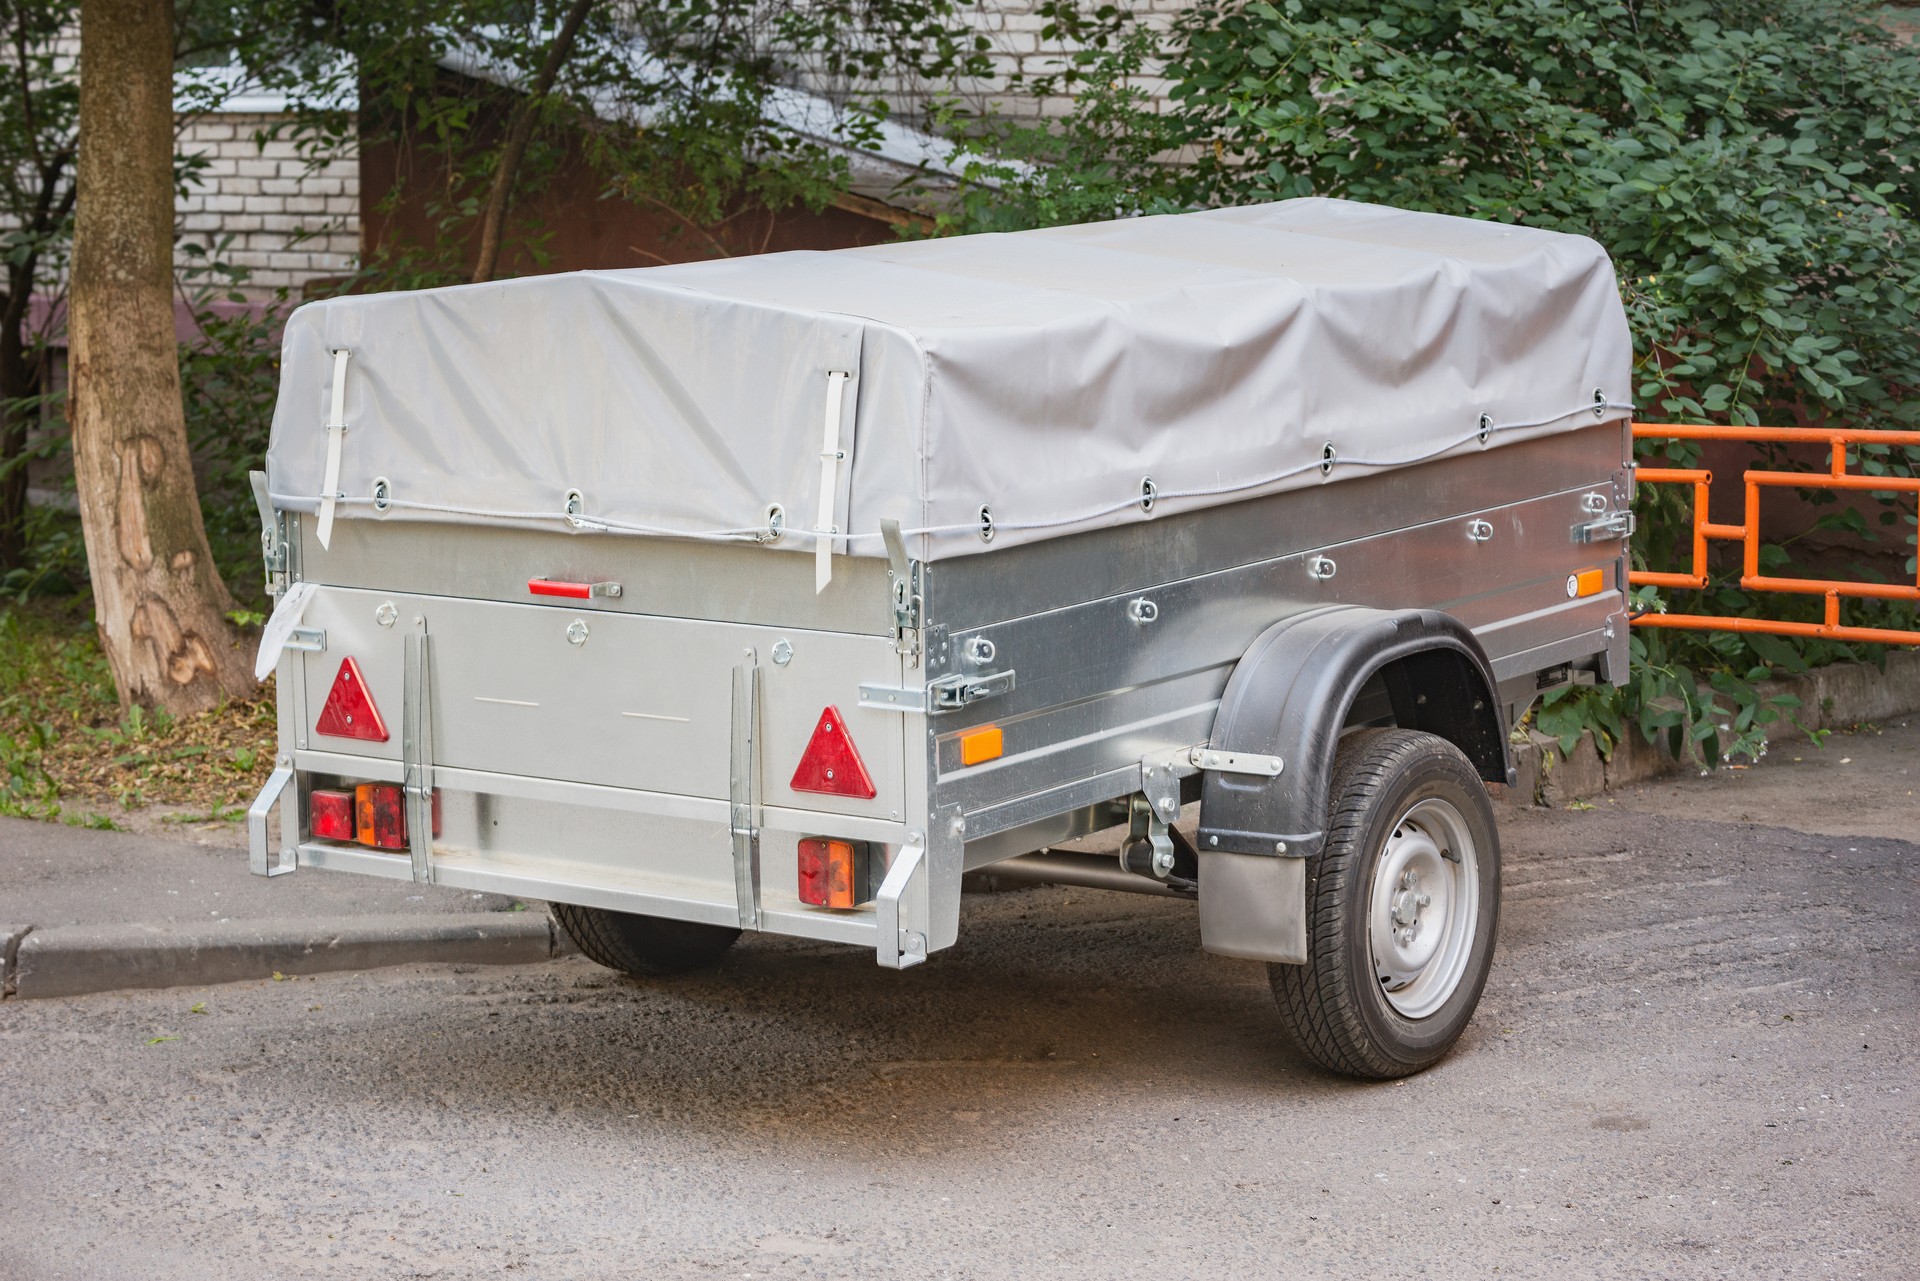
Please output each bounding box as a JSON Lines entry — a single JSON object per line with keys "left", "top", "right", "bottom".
{"left": 780, "top": 0, "right": 1180, "bottom": 129}
{"left": 176, "top": 112, "right": 359, "bottom": 298}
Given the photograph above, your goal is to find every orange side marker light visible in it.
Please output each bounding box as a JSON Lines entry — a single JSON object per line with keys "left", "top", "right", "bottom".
{"left": 1567, "top": 568, "right": 1606, "bottom": 599}
{"left": 959, "top": 726, "right": 1004, "bottom": 766}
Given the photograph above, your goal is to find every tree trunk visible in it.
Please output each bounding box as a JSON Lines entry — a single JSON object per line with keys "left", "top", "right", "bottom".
{"left": 69, "top": 0, "right": 253, "bottom": 713}
{"left": 471, "top": 0, "right": 597, "bottom": 283}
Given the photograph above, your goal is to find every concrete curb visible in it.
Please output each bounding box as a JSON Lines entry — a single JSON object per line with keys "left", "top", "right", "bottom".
{"left": 3, "top": 923, "right": 30, "bottom": 997}
{"left": 1515, "top": 650, "right": 1920, "bottom": 805}
{"left": 7, "top": 912, "right": 564, "bottom": 1001}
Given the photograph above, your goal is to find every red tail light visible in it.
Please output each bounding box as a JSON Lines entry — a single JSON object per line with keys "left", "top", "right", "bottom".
{"left": 798, "top": 838, "right": 872, "bottom": 909}
{"left": 315, "top": 657, "right": 388, "bottom": 742}
{"left": 309, "top": 789, "right": 354, "bottom": 841}
{"left": 790, "top": 706, "right": 877, "bottom": 799}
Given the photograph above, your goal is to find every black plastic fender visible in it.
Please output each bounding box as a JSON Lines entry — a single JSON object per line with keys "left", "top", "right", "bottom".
{"left": 1196, "top": 605, "right": 1509, "bottom": 860}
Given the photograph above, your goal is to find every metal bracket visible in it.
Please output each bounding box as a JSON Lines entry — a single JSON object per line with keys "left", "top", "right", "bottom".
{"left": 285, "top": 626, "right": 327, "bottom": 654}
{"left": 1573, "top": 511, "right": 1635, "bottom": 544}
{"left": 1139, "top": 756, "right": 1183, "bottom": 823}
{"left": 247, "top": 764, "right": 298, "bottom": 877}
{"left": 402, "top": 622, "right": 436, "bottom": 885}
{"left": 875, "top": 834, "right": 928, "bottom": 969}
{"left": 859, "top": 682, "right": 925, "bottom": 712}
{"left": 881, "top": 518, "right": 922, "bottom": 669}
{"left": 729, "top": 653, "right": 762, "bottom": 930}
{"left": 1187, "top": 747, "right": 1284, "bottom": 777}
{"left": 1121, "top": 793, "right": 1177, "bottom": 879}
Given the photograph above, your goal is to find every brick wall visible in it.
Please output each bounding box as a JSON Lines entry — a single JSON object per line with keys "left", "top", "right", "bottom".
{"left": 781, "top": 0, "right": 1179, "bottom": 127}
{"left": 1885, "top": 3, "right": 1920, "bottom": 43}
{"left": 176, "top": 112, "right": 360, "bottom": 300}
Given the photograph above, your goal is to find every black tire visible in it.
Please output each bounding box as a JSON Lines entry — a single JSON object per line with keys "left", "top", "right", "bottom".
{"left": 1269, "top": 728, "right": 1501, "bottom": 1079}
{"left": 551, "top": 903, "right": 740, "bottom": 977}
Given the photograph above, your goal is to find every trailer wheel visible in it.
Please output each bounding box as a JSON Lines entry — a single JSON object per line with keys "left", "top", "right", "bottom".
{"left": 551, "top": 904, "right": 740, "bottom": 977}
{"left": 1269, "top": 728, "right": 1500, "bottom": 1079}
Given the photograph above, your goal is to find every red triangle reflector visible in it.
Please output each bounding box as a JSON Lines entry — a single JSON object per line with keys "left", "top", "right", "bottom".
{"left": 314, "top": 656, "right": 389, "bottom": 742}
{"left": 790, "top": 705, "right": 876, "bottom": 799}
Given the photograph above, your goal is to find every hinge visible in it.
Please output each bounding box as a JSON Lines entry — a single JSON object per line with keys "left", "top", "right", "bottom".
{"left": 1572, "top": 510, "right": 1635, "bottom": 544}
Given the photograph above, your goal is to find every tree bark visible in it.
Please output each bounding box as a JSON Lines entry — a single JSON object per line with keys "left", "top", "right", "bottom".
{"left": 471, "top": 0, "right": 597, "bottom": 283}
{"left": 70, "top": 0, "right": 253, "bottom": 713}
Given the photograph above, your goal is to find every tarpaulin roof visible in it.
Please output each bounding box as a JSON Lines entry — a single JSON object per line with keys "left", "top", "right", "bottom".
{"left": 266, "top": 198, "right": 1633, "bottom": 562}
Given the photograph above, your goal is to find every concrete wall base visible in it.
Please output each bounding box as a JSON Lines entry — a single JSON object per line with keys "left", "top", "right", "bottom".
{"left": 1512, "top": 650, "right": 1920, "bottom": 806}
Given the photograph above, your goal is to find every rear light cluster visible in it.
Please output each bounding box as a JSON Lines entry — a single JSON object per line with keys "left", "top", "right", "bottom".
{"left": 797, "top": 838, "right": 872, "bottom": 909}
{"left": 309, "top": 784, "right": 439, "bottom": 850}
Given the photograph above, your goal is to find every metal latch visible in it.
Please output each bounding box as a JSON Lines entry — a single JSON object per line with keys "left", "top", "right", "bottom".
{"left": 930, "top": 669, "right": 1014, "bottom": 711}
{"left": 1572, "top": 510, "right": 1635, "bottom": 544}
{"left": 857, "top": 669, "right": 1016, "bottom": 713}
{"left": 285, "top": 626, "right": 327, "bottom": 654}
{"left": 249, "top": 469, "right": 288, "bottom": 597}
{"left": 881, "top": 518, "right": 922, "bottom": 668}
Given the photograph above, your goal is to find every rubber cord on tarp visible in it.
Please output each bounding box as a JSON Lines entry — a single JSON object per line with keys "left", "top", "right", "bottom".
{"left": 272, "top": 399, "right": 1637, "bottom": 549}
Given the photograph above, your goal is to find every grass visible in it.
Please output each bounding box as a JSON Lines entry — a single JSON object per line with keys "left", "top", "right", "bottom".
{"left": 0, "top": 602, "right": 276, "bottom": 824}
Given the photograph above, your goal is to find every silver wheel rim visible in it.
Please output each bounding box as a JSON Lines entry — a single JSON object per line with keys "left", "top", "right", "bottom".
{"left": 1368, "top": 797, "right": 1479, "bottom": 1020}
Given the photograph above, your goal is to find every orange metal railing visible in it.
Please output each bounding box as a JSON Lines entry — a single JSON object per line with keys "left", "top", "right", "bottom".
{"left": 1630, "top": 422, "right": 1920, "bottom": 645}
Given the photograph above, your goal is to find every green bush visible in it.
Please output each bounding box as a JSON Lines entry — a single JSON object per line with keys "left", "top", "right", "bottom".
{"left": 947, "top": 0, "right": 1920, "bottom": 770}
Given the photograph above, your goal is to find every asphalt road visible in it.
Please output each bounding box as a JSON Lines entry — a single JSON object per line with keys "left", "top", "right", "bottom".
{"left": 4, "top": 722, "right": 1915, "bottom": 1280}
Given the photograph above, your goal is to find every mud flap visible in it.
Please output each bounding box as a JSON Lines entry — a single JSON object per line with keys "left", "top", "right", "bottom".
{"left": 1198, "top": 851, "right": 1307, "bottom": 964}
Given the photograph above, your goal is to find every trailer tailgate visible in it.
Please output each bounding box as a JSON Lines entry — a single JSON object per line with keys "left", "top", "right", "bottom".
{"left": 294, "top": 587, "right": 906, "bottom": 818}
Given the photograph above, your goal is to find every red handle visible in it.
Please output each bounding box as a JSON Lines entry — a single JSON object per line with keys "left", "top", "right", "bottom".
{"left": 528, "top": 578, "right": 593, "bottom": 599}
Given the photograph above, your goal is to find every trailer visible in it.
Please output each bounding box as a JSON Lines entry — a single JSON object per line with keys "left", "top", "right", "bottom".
{"left": 248, "top": 198, "right": 1635, "bottom": 1078}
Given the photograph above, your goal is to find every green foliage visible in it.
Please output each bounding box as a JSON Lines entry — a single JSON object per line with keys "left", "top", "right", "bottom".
{"left": 1535, "top": 598, "right": 1817, "bottom": 774}
{"left": 176, "top": 240, "right": 287, "bottom": 607}
{"left": 950, "top": 0, "right": 1919, "bottom": 769}
{"left": 0, "top": 606, "right": 109, "bottom": 818}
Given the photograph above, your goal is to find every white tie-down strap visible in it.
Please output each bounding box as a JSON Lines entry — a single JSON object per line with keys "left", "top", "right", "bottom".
{"left": 315, "top": 348, "right": 352, "bottom": 549}
{"left": 814, "top": 369, "right": 850, "bottom": 594}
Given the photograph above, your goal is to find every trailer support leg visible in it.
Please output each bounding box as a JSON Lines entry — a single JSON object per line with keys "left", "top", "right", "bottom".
{"left": 876, "top": 837, "right": 928, "bottom": 969}
{"left": 247, "top": 764, "right": 298, "bottom": 878}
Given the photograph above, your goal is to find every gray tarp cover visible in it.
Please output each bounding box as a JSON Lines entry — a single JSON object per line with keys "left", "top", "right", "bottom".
{"left": 266, "top": 198, "right": 1633, "bottom": 560}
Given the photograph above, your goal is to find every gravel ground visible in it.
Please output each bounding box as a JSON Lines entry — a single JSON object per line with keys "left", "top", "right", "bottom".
{"left": 3, "top": 726, "right": 1915, "bottom": 1280}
